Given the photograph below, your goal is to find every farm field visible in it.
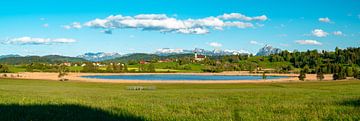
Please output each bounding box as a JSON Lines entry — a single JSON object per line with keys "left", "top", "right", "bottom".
{"left": 0, "top": 79, "right": 359, "bottom": 120}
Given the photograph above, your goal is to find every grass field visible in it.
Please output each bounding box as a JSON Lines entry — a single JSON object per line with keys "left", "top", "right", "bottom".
{"left": 0, "top": 79, "right": 359, "bottom": 121}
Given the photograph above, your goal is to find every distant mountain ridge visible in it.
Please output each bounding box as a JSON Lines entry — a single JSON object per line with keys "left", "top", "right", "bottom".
{"left": 77, "top": 52, "right": 122, "bottom": 62}
{"left": 0, "top": 54, "right": 21, "bottom": 59}
{"left": 0, "top": 55, "right": 87, "bottom": 65}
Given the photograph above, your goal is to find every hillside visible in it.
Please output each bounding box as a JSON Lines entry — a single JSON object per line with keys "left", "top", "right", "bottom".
{"left": 0, "top": 55, "right": 88, "bottom": 65}
{"left": 104, "top": 53, "right": 195, "bottom": 63}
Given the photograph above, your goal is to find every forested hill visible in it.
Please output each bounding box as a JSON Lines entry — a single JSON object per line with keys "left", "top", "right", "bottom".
{"left": 0, "top": 55, "right": 88, "bottom": 65}
{"left": 103, "top": 53, "right": 194, "bottom": 63}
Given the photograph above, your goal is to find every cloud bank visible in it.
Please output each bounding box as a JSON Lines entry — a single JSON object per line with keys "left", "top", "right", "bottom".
{"left": 65, "top": 13, "right": 267, "bottom": 34}
{"left": 296, "top": 40, "right": 322, "bottom": 45}
{"left": 5, "top": 37, "right": 76, "bottom": 45}
{"left": 208, "top": 42, "right": 222, "bottom": 47}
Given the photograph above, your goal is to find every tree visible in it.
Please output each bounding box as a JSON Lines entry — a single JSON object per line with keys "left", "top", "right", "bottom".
{"left": 148, "top": 63, "right": 156, "bottom": 72}
{"left": 0, "top": 64, "right": 10, "bottom": 73}
{"left": 123, "top": 64, "right": 128, "bottom": 72}
{"left": 138, "top": 64, "right": 145, "bottom": 72}
{"left": 82, "top": 62, "right": 99, "bottom": 72}
{"left": 354, "top": 69, "right": 360, "bottom": 79}
{"left": 58, "top": 65, "right": 68, "bottom": 81}
{"left": 303, "top": 65, "right": 310, "bottom": 73}
{"left": 262, "top": 72, "right": 267, "bottom": 80}
{"left": 106, "top": 65, "right": 113, "bottom": 72}
{"left": 26, "top": 63, "right": 34, "bottom": 72}
{"left": 316, "top": 69, "right": 324, "bottom": 81}
{"left": 346, "top": 67, "right": 353, "bottom": 77}
{"left": 298, "top": 70, "right": 306, "bottom": 81}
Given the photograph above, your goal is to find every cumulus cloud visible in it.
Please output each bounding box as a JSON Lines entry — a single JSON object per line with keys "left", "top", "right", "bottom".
{"left": 43, "top": 23, "right": 49, "bottom": 28}
{"left": 65, "top": 13, "right": 265, "bottom": 34}
{"left": 208, "top": 42, "right": 222, "bottom": 47}
{"left": 63, "top": 22, "right": 82, "bottom": 29}
{"left": 312, "top": 29, "right": 328, "bottom": 37}
{"left": 333, "top": 31, "right": 343, "bottom": 36}
{"left": 318, "top": 17, "right": 332, "bottom": 23}
{"left": 5, "top": 37, "right": 76, "bottom": 45}
{"left": 295, "top": 40, "right": 322, "bottom": 45}
{"left": 249, "top": 40, "right": 263, "bottom": 45}
{"left": 218, "top": 13, "right": 268, "bottom": 21}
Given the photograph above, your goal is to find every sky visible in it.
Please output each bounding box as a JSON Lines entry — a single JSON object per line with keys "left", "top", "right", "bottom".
{"left": 0, "top": 0, "right": 359, "bottom": 56}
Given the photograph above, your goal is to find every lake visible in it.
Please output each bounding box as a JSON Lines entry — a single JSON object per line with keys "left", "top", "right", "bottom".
{"left": 82, "top": 74, "right": 288, "bottom": 81}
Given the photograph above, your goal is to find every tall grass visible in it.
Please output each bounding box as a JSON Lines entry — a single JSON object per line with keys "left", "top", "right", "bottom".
{"left": 0, "top": 79, "right": 359, "bottom": 120}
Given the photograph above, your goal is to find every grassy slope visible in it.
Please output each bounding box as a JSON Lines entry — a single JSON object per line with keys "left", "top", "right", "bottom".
{"left": 0, "top": 79, "right": 359, "bottom": 120}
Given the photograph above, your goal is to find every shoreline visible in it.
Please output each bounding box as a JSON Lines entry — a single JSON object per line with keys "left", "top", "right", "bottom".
{"left": 0, "top": 72, "right": 334, "bottom": 83}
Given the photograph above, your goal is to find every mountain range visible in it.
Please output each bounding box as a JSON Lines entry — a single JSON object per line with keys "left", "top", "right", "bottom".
{"left": 76, "top": 52, "right": 122, "bottom": 62}
{"left": 0, "top": 45, "right": 282, "bottom": 64}
{"left": 155, "top": 48, "right": 250, "bottom": 56}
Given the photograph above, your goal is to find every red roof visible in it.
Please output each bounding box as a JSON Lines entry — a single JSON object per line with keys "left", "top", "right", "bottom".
{"left": 196, "top": 55, "right": 206, "bottom": 58}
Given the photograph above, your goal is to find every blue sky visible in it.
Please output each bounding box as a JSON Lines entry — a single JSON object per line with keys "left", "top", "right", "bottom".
{"left": 0, "top": 0, "right": 359, "bottom": 56}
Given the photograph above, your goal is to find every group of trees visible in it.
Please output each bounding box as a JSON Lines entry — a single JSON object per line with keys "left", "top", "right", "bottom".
{"left": 82, "top": 62, "right": 129, "bottom": 73}
{"left": 106, "top": 63, "right": 128, "bottom": 73}
{"left": 0, "top": 64, "right": 10, "bottom": 73}
{"left": 138, "top": 63, "right": 156, "bottom": 72}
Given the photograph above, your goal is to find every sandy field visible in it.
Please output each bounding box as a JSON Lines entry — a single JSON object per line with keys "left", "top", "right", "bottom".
{"left": 0, "top": 71, "right": 334, "bottom": 83}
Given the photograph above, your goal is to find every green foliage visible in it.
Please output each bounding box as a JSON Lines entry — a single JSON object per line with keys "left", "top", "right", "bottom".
{"left": 298, "top": 70, "right": 306, "bottom": 81}
{"left": 0, "top": 55, "right": 87, "bottom": 65}
{"left": 81, "top": 62, "right": 99, "bottom": 72}
{"left": 147, "top": 63, "right": 156, "bottom": 72}
{"left": 316, "top": 67, "right": 324, "bottom": 81}
{"left": 262, "top": 72, "right": 267, "bottom": 80}
{"left": 0, "top": 64, "right": 10, "bottom": 73}
{"left": 58, "top": 65, "right": 69, "bottom": 81}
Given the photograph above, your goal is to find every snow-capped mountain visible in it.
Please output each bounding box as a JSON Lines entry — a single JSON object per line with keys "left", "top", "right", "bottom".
{"left": 256, "top": 45, "right": 282, "bottom": 56}
{"left": 155, "top": 48, "right": 250, "bottom": 56}
{"left": 77, "top": 52, "right": 122, "bottom": 61}
{"left": 155, "top": 48, "right": 189, "bottom": 55}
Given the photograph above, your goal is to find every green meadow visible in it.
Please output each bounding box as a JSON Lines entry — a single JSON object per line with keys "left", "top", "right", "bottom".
{"left": 0, "top": 79, "right": 359, "bottom": 121}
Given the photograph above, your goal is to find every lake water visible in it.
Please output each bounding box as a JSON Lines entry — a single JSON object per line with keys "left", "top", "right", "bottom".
{"left": 82, "top": 74, "right": 288, "bottom": 81}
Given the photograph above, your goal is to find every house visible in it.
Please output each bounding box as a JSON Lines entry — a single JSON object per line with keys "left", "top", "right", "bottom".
{"left": 194, "top": 52, "right": 206, "bottom": 61}
{"left": 62, "top": 62, "right": 71, "bottom": 66}
{"left": 139, "top": 60, "right": 150, "bottom": 64}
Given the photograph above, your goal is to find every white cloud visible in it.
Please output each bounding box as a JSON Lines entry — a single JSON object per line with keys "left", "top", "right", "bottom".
{"left": 312, "top": 29, "right": 328, "bottom": 37}
{"left": 63, "top": 22, "right": 82, "bottom": 29}
{"left": 249, "top": 40, "right": 263, "bottom": 45}
{"left": 295, "top": 40, "right": 322, "bottom": 45}
{"left": 5, "top": 37, "right": 76, "bottom": 45}
{"left": 70, "top": 13, "right": 264, "bottom": 34}
{"left": 217, "top": 13, "right": 268, "bottom": 21}
{"left": 318, "top": 17, "right": 331, "bottom": 23}
{"left": 208, "top": 42, "right": 222, "bottom": 47}
{"left": 43, "top": 23, "right": 49, "bottom": 28}
{"left": 333, "top": 31, "right": 343, "bottom": 36}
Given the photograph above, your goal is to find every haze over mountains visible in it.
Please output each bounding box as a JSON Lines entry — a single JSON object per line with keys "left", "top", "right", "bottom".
{"left": 0, "top": 45, "right": 282, "bottom": 63}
